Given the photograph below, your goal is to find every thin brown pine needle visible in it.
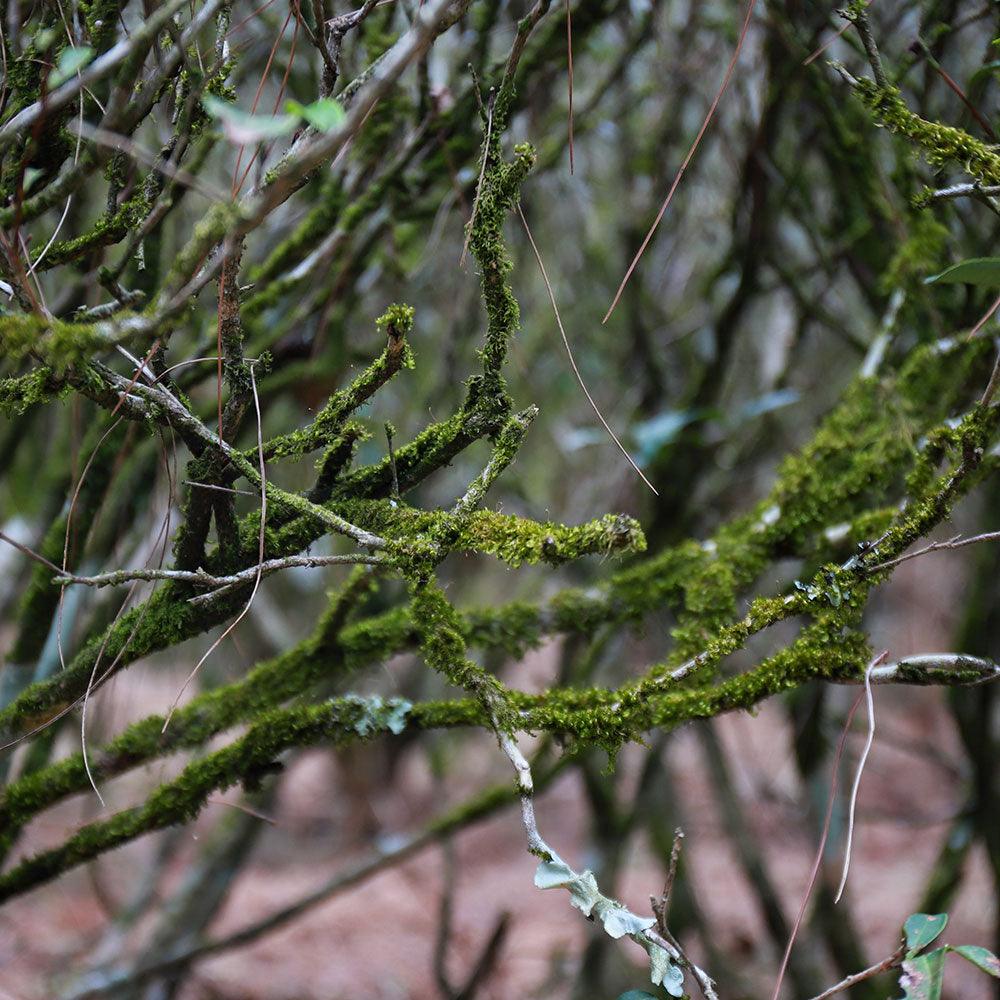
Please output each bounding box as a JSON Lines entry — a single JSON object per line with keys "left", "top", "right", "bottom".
{"left": 602, "top": 0, "right": 757, "bottom": 324}
{"left": 770, "top": 687, "right": 866, "bottom": 1000}
{"left": 162, "top": 364, "right": 268, "bottom": 733}
{"left": 967, "top": 290, "right": 1000, "bottom": 340}
{"left": 518, "top": 204, "right": 658, "bottom": 495}
{"left": 566, "top": 0, "right": 574, "bottom": 174}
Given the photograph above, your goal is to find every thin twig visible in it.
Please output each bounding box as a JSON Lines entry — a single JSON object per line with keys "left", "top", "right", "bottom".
{"left": 64, "top": 121, "right": 227, "bottom": 202}
{"left": 770, "top": 689, "right": 866, "bottom": 1000}
{"left": 497, "top": 731, "right": 718, "bottom": 1000}
{"left": 981, "top": 350, "right": 1000, "bottom": 407}
{"left": 866, "top": 530, "right": 1000, "bottom": 572}
{"left": 927, "top": 182, "right": 1000, "bottom": 202}
{"left": 565, "top": 0, "right": 574, "bottom": 174}
{"left": 162, "top": 364, "right": 268, "bottom": 732}
{"left": 56, "top": 554, "right": 384, "bottom": 596}
{"left": 847, "top": 3, "right": 888, "bottom": 89}
{"left": 966, "top": 291, "right": 1000, "bottom": 341}
{"left": 804, "top": 945, "right": 906, "bottom": 1000}
{"left": 0, "top": 529, "right": 63, "bottom": 574}
{"left": 913, "top": 37, "right": 996, "bottom": 141}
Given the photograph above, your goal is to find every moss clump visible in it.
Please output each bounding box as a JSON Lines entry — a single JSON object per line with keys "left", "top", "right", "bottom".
{"left": 257, "top": 305, "right": 414, "bottom": 464}
{"left": 853, "top": 79, "right": 1000, "bottom": 186}
{"left": 411, "top": 578, "right": 518, "bottom": 733}
{"left": 0, "top": 367, "right": 67, "bottom": 415}
{"left": 0, "top": 315, "right": 122, "bottom": 371}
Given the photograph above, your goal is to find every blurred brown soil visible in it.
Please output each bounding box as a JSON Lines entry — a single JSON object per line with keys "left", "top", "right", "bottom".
{"left": 0, "top": 555, "right": 996, "bottom": 999}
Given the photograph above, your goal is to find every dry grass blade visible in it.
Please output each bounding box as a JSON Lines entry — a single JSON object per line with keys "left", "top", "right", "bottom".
{"left": 162, "top": 364, "right": 268, "bottom": 733}
{"left": 566, "top": 0, "right": 574, "bottom": 174}
{"left": 770, "top": 688, "right": 866, "bottom": 1000}
{"left": 460, "top": 89, "right": 494, "bottom": 268}
{"left": 518, "top": 204, "right": 658, "bottom": 495}
{"left": 602, "top": 0, "right": 757, "bottom": 324}
{"left": 835, "top": 649, "right": 886, "bottom": 902}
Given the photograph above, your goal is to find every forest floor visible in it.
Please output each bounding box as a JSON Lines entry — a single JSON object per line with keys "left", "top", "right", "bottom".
{"left": 0, "top": 552, "right": 995, "bottom": 1000}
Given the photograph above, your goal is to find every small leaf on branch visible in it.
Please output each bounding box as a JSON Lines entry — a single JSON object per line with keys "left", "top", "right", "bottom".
{"left": 951, "top": 944, "right": 1000, "bottom": 977}
{"left": 924, "top": 258, "right": 1000, "bottom": 286}
{"left": 203, "top": 95, "right": 298, "bottom": 143}
{"left": 904, "top": 913, "right": 949, "bottom": 954}
{"left": 49, "top": 46, "right": 95, "bottom": 87}
{"left": 287, "top": 98, "right": 346, "bottom": 132}
{"left": 899, "top": 947, "right": 946, "bottom": 1000}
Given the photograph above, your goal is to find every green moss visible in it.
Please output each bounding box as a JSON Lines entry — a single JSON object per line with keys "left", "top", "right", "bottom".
{"left": 0, "top": 315, "right": 124, "bottom": 371}
{"left": 81, "top": 0, "right": 125, "bottom": 52}
{"left": 853, "top": 79, "right": 1000, "bottom": 186}
{"left": 328, "top": 498, "right": 645, "bottom": 567}
{"left": 411, "top": 578, "right": 518, "bottom": 733}
{"left": 0, "top": 368, "right": 67, "bottom": 415}
{"left": 468, "top": 142, "right": 536, "bottom": 405}
{"left": 880, "top": 211, "right": 950, "bottom": 293}
{"left": 257, "top": 305, "right": 414, "bottom": 463}
{"left": 0, "top": 695, "right": 438, "bottom": 899}
{"left": 162, "top": 201, "right": 245, "bottom": 300}
{"left": 33, "top": 181, "right": 160, "bottom": 269}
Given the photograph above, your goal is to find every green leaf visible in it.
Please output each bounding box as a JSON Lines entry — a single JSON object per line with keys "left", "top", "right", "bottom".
{"left": 904, "top": 913, "right": 948, "bottom": 954}
{"left": 951, "top": 945, "right": 1000, "bottom": 978}
{"left": 49, "top": 46, "right": 95, "bottom": 88}
{"left": 203, "top": 95, "right": 297, "bottom": 144}
{"left": 900, "top": 947, "right": 946, "bottom": 1000}
{"left": 924, "top": 258, "right": 1000, "bottom": 287}
{"left": 287, "top": 97, "right": 346, "bottom": 132}
{"left": 631, "top": 409, "right": 706, "bottom": 464}
{"left": 617, "top": 992, "right": 660, "bottom": 1000}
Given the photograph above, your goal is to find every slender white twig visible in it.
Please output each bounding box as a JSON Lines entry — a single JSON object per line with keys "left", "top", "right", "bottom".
{"left": 770, "top": 691, "right": 866, "bottom": 1000}
{"left": 518, "top": 205, "right": 658, "bottom": 496}
{"left": 162, "top": 364, "right": 268, "bottom": 733}
{"left": 81, "top": 427, "right": 177, "bottom": 807}
{"left": 835, "top": 650, "right": 885, "bottom": 902}
{"left": 866, "top": 530, "right": 1000, "bottom": 572}
{"left": 57, "top": 554, "right": 383, "bottom": 594}
{"left": 928, "top": 181, "right": 1000, "bottom": 201}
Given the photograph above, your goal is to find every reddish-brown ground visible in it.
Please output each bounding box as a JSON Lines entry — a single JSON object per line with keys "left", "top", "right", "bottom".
{"left": 0, "top": 555, "right": 995, "bottom": 999}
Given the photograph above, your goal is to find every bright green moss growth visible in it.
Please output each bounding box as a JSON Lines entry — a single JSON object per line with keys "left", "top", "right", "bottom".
{"left": 258, "top": 304, "right": 415, "bottom": 463}
{"left": 853, "top": 78, "right": 1000, "bottom": 186}
{"left": 411, "top": 578, "right": 518, "bottom": 733}
{"left": 0, "top": 367, "right": 68, "bottom": 414}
